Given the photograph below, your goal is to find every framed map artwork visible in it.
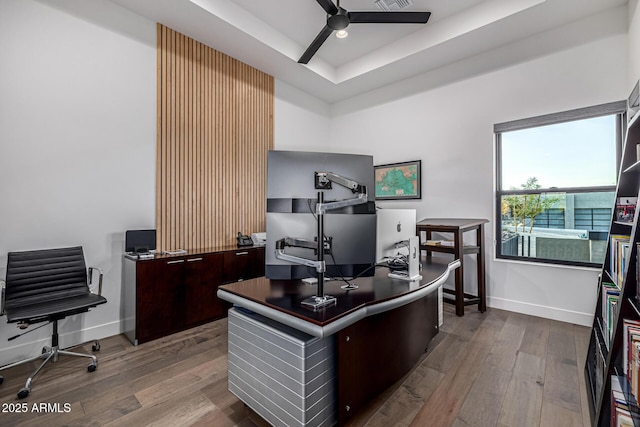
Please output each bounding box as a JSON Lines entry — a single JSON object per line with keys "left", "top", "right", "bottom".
{"left": 374, "top": 160, "right": 421, "bottom": 200}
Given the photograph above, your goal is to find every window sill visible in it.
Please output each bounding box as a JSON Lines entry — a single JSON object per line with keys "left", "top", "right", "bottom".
{"left": 493, "top": 255, "right": 601, "bottom": 272}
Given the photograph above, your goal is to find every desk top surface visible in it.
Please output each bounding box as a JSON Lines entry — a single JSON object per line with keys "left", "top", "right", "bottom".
{"left": 124, "top": 244, "right": 264, "bottom": 261}
{"left": 219, "top": 257, "right": 451, "bottom": 327}
{"left": 416, "top": 218, "right": 489, "bottom": 229}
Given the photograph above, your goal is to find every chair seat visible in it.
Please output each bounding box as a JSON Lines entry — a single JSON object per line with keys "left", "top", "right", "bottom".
{"left": 4, "top": 293, "right": 107, "bottom": 324}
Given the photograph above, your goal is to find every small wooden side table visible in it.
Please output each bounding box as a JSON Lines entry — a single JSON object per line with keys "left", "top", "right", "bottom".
{"left": 416, "top": 218, "right": 488, "bottom": 316}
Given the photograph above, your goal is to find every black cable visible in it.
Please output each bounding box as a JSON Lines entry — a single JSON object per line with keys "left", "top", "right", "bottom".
{"left": 351, "top": 262, "right": 388, "bottom": 279}
{"left": 307, "top": 198, "right": 355, "bottom": 288}
{"left": 307, "top": 198, "right": 318, "bottom": 221}
{"left": 328, "top": 251, "right": 355, "bottom": 287}
{"left": 306, "top": 198, "right": 390, "bottom": 290}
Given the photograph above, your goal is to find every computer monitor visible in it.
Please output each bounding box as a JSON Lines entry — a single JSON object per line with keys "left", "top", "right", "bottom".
{"left": 125, "top": 229, "right": 156, "bottom": 253}
{"left": 375, "top": 209, "right": 417, "bottom": 263}
{"left": 265, "top": 150, "right": 376, "bottom": 280}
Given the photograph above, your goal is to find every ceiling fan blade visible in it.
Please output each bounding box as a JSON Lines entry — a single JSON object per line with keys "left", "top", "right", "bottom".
{"left": 316, "top": 0, "right": 339, "bottom": 15}
{"left": 298, "top": 25, "right": 334, "bottom": 64}
{"left": 348, "top": 11, "right": 431, "bottom": 24}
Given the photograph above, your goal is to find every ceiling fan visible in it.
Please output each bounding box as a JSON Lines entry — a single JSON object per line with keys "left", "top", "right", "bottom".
{"left": 298, "top": 0, "right": 431, "bottom": 64}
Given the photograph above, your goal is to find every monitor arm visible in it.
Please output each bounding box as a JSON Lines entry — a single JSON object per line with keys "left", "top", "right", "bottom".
{"left": 274, "top": 171, "right": 368, "bottom": 309}
{"left": 274, "top": 237, "right": 330, "bottom": 273}
{"left": 314, "top": 172, "right": 367, "bottom": 214}
{"left": 274, "top": 171, "right": 367, "bottom": 269}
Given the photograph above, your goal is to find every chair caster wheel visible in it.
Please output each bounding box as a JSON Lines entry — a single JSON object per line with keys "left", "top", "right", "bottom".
{"left": 92, "top": 342, "right": 100, "bottom": 352}
{"left": 17, "top": 388, "right": 29, "bottom": 399}
{"left": 88, "top": 364, "right": 97, "bottom": 373}
{"left": 0, "top": 376, "right": 4, "bottom": 385}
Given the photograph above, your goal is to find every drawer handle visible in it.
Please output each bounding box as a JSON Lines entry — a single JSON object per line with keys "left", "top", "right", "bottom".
{"left": 236, "top": 252, "right": 248, "bottom": 256}
{"left": 166, "top": 260, "right": 184, "bottom": 265}
{"left": 187, "top": 257, "right": 203, "bottom": 262}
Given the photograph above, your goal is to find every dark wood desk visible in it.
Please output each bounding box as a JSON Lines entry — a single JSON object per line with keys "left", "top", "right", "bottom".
{"left": 218, "top": 257, "right": 459, "bottom": 426}
{"left": 416, "top": 218, "right": 488, "bottom": 316}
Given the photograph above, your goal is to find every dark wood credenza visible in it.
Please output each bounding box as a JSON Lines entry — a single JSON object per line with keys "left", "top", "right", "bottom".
{"left": 122, "top": 246, "right": 264, "bottom": 345}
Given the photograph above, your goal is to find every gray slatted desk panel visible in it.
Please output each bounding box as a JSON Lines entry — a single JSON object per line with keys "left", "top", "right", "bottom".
{"left": 227, "top": 307, "right": 336, "bottom": 427}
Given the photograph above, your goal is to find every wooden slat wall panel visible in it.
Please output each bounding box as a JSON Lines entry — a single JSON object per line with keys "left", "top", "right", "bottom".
{"left": 157, "top": 25, "right": 274, "bottom": 251}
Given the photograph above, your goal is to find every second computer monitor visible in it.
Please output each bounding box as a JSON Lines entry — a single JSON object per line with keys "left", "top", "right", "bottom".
{"left": 265, "top": 150, "right": 377, "bottom": 280}
{"left": 376, "top": 209, "right": 417, "bottom": 263}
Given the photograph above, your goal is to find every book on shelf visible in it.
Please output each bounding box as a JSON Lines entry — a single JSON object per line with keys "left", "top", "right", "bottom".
{"left": 611, "top": 374, "right": 640, "bottom": 426}
{"left": 617, "top": 412, "right": 634, "bottom": 427}
{"left": 634, "top": 342, "right": 640, "bottom": 407}
{"left": 637, "top": 243, "right": 640, "bottom": 306}
{"left": 611, "top": 376, "right": 629, "bottom": 426}
{"left": 603, "top": 281, "right": 620, "bottom": 348}
{"left": 609, "top": 297, "right": 619, "bottom": 346}
{"left": 610, "top": 235, "right": 631, "bottom": 286}
{"left": 425, "top": 240, "right": 455, "bottom": 247}
{"left": 616, "top": 197, "right": 638, "bottom": 223}
{"left": 624, "top": 319, "right": 640, "bottom": 371}
{"left": 595, "top": 331, "right": 605, "bottom": 397}
{"left": 623, "top": 319, "right": 640, "bottom": 406}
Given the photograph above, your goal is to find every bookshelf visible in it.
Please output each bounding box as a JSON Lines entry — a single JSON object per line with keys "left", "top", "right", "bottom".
{"left": 585, "top": 111, "right": 640, "bottom": 426}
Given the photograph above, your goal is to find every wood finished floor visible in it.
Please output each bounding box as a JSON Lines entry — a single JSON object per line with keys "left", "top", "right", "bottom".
{"left": 0, "top": 305, "right": 591, "bottom": 427}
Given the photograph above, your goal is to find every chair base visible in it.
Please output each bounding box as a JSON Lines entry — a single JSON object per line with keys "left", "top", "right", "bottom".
{"left": 0, "top": 320, "right": 99, "bottom": 399}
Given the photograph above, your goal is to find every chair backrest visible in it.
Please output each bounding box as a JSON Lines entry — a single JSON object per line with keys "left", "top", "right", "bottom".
{"left": 5, "top": 246, "right": 89, "bottom": 306}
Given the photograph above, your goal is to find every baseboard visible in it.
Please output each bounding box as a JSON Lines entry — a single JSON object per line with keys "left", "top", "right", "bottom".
{"left": 487, "top": 296, "right": 593, "bottom": 327}
{"left": 0, "top": 320, "right": 122, "bottom": 368}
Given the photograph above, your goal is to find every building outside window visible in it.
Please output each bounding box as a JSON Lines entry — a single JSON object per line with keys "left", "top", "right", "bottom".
{"left": 495, "top": 101, "right": 626, "bottom": 267}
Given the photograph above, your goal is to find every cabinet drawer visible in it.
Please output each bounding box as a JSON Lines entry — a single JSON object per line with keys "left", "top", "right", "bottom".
{"left": 184, "top": 253, "right": 223, "bottom": 326}
{"left": 222, "top": 247, "right": 265, "bottom": 283}
{"left": 135, "top": 257, "right": 185, "bottom": 343}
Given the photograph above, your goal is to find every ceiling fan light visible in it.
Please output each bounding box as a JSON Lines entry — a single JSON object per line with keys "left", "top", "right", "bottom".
{"left": 336, "top": 30, "right": 348, "bottom": 39}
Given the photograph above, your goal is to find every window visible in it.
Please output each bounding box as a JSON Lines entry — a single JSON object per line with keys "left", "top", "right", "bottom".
{"left": 574, "top": 208, "right": 612, "bottom": 231}
{"left": 534, "top": 208, "right": 565, "bottom": 229}
{"left": 495, "top": 102, "right": 626, "bottom": 267}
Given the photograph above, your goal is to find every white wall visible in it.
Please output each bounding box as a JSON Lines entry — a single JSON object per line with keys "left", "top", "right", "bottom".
{"left": 274, "top": 80, "right": 331, "bottom": 152}
{"left": 0, "top": 0, "right": 156, "bottom": 365}
{"left": 328, "top": 7, "right": 629, "bottom": 326}
{"left": 631, "top": 0, "right": 640, "bottom": 92}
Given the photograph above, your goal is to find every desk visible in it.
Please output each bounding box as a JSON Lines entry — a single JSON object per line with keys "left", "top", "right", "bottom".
{"left": 416, "top": 218, "right": 488, "bottom": 316}
{"left": 218, "top": 257, "right": 459, "bottom": 426}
